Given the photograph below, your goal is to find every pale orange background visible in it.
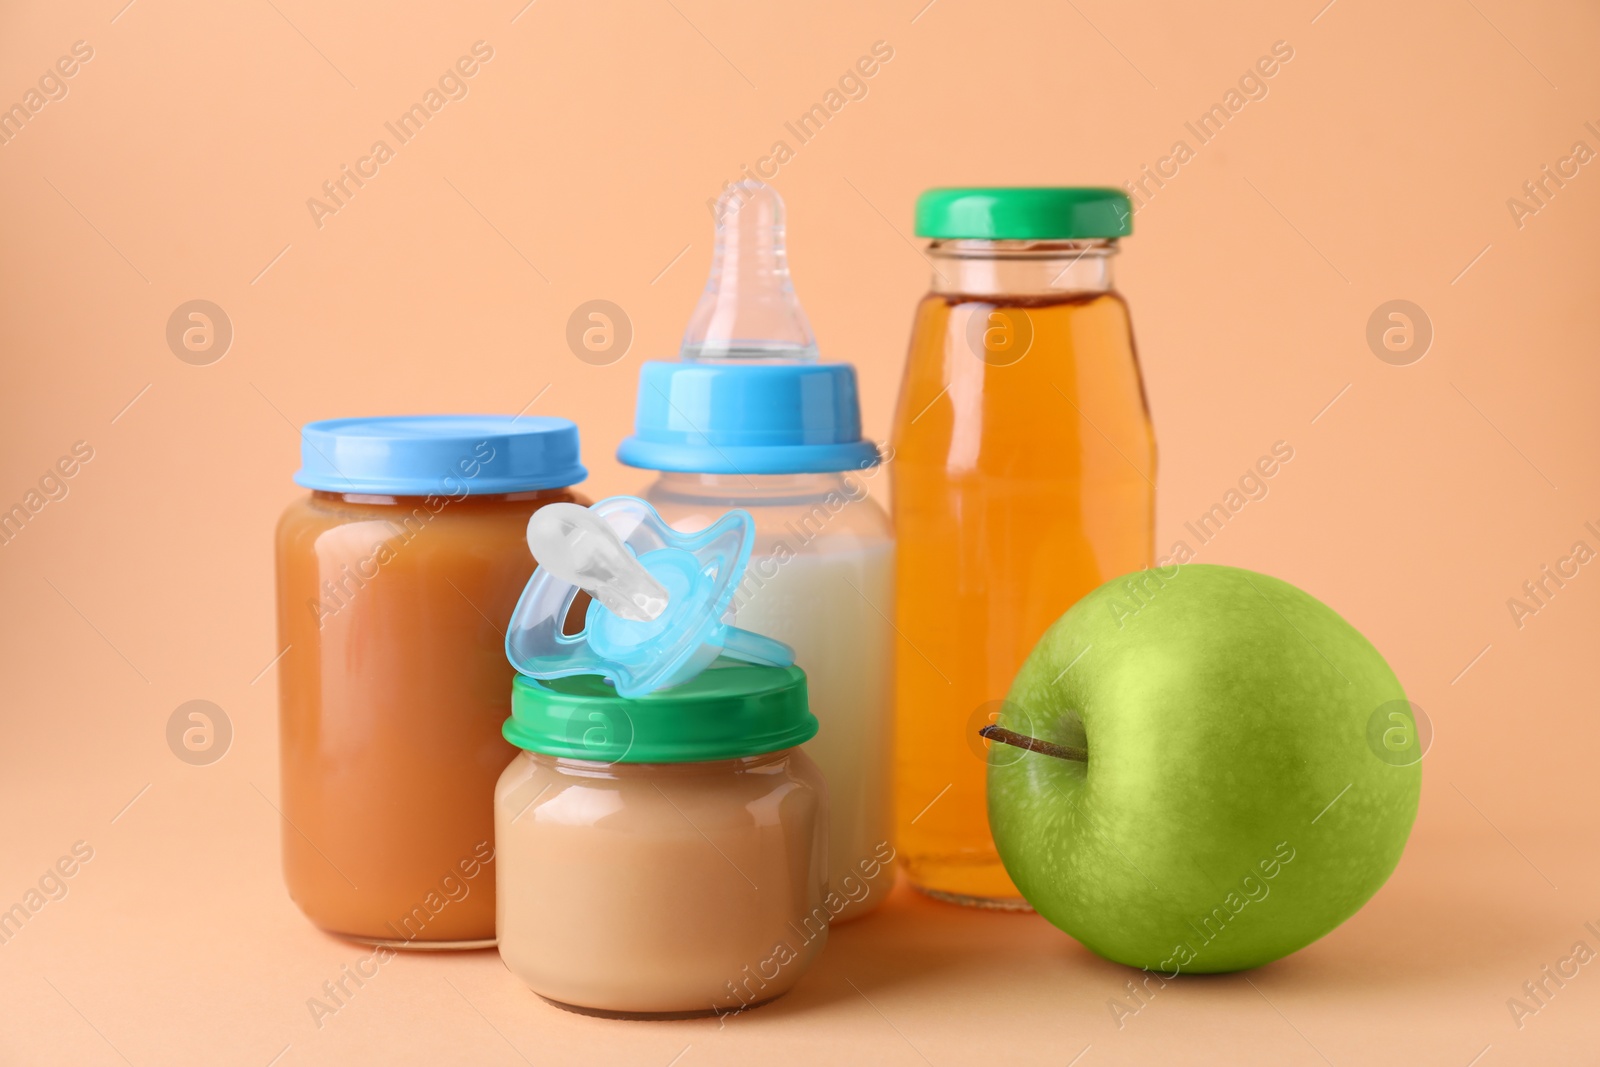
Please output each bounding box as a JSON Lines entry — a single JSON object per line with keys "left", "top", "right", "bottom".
{"left": 2, "top": 0, "right": 1597, "bottom": 1064}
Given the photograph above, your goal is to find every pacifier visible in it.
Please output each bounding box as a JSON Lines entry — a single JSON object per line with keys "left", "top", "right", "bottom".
{"left": 505, "top": 496, "right": 794, "bottom": 698}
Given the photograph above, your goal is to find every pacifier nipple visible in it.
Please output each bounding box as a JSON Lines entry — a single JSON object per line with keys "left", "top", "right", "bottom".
{"left": 680, "top": 181, "right": 818, "bottom": 363}
{"left": 526, "top": 504, "right": 668, "bottom": 623}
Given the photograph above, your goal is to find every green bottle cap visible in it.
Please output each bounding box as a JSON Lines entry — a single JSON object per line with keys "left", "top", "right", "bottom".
{"left": 914, "top": 187, "right": 1132, "bottom": 240}
{"left": 505, "top": 658, "right": 816, "bottom": 763}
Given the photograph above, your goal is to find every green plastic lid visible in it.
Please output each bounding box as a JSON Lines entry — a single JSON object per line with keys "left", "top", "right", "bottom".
{"left": 505, "top": 658, "right": 816, "bottom": 763}
{"left": 914, "top": 187, "right": 1132, "bottom": 240}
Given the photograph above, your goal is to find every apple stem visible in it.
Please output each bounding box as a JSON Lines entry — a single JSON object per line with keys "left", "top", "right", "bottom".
{"left": 978, "top": 725, "right": 1088, "bottom": 764}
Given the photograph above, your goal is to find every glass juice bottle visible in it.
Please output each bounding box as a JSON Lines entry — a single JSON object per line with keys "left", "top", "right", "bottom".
{"left": 620, "top": 183, "right": 897, "bottom": 921}
{"left": 891, "top": 188, "right": 1156, "bottom": 907}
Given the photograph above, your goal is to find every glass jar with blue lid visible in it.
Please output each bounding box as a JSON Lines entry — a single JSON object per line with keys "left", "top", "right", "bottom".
{"left": 273, "top": 414, "right": 586, "bottom": 949}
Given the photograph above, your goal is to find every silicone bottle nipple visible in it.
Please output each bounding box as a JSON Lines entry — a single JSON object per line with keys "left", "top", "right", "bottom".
{"left": 506, "top": 497, "right": 794, "bottom": 698}
{"left": 526, "top": 504, "right": 668, "bottom": 622}
{"left": 680, "top": 181, "right": 818, "bottom": 363}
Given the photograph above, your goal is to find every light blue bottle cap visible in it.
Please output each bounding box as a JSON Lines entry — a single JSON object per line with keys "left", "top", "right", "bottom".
{"left": 617, "top": 361, "right": 881, "bottom": 475}
{"left": 505, "top": 496, "right": 793, "bottom": 698}
{"left": 294, "top": 415, "right": 586, "bottom": 496}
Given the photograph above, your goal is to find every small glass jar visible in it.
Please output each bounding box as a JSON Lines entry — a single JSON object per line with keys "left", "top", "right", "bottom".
{"left": 496, "top": 660, "right": 828, "bottom": 1018}
{"left": 274, "top": 415, "right": 586, "bottom": 948}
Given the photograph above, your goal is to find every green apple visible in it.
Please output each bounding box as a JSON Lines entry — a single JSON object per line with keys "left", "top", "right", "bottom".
{"left": 986, "top": 564, "right": 1421, "bottom": 973}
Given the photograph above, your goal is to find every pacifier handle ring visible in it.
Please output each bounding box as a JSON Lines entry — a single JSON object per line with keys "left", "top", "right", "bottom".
{"left": 719, "top": 625, "right": 795, "bottom": 668}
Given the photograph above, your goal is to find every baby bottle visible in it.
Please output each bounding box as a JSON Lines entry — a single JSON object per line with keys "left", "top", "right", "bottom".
{"left": 618, "top": 183, "right": 897, "bottom": 922}
{"left": 892, "top": 188, "right": 1156, "bottom": 908}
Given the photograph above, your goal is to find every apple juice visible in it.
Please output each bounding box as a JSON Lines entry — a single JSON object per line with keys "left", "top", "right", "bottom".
{"left": 891, "top": 190, "right": 1155, "bottom": 907}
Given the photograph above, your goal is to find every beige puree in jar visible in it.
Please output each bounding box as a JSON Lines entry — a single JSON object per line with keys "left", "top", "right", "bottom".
{"left": 495, "top": 665, "right": 829, "bottom": 1018}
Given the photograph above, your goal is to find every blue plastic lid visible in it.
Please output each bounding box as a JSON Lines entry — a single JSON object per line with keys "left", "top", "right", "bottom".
{"left": 294, "top": 415, "right": 586, "bottom": 496}
{"left": 617, "top": 361, "right": 880, "bottom": 475}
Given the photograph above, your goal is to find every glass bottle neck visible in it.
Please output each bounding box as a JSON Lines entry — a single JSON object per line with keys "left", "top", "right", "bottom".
{"left": 651, "top": 470, "right": 845, "bottom": 506}
{"left": 928, "top": 239, "right": 1116, "bottom": 298}
{"left": 312, "top": 486, "right": 575, "bottom": 507}
{"left": 533, "top": 749, "right": 792, "bottom": 777}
